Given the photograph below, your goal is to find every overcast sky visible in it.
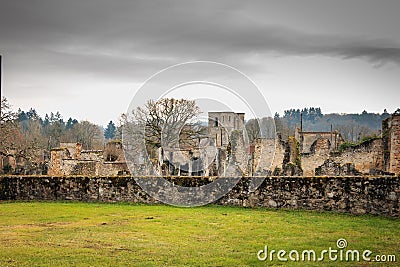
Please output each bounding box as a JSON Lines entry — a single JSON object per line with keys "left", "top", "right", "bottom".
{"left": 1, "top": 0, "right": 400, "bottom": 126}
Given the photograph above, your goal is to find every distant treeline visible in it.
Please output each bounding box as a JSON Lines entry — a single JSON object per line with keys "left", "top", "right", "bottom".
{"left": 246, "top": 107, "right": 392, "bottom": 142}
{"left": 15, "top": 108, "right": 105, "bottom": 150}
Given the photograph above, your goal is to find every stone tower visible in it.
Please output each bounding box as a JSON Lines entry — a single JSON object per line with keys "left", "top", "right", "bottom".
{"left": 208, "top": 111, "right": 245, "bottom": 148}
{"left": 383, "top": 111, "right": 400, "bottom": 175}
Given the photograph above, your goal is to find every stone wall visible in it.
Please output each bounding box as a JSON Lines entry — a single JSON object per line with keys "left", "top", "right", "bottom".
{"left": 315, "top": 160, "right": 361, "bottom": 176}
{"left": 302, "top": 152, "right": 329, "bottom": 176}
{"left": 254, "top": 138, "right": 285, "bottom": 174}
{"left": 48, "top": 142, "right": 129, "bottom": 176}
{"left": 297, "top": 112, "right": 400, "bottom": 176}
{"left": 383, "top": 114, "right": 400, "bottom": 174}
{"left": 301, "top": 138, "right": 384, "bottom": 176}
{"left": 334, "top": 139, "right": 384, "bottom": 173}
{"left": 297, "top": 131, "right": 343, "bottom": 154}
{"left": 1, "top": 176, "right": 399, "bottom": 217}
{"left": 254, "top": 133, "right": 384, "bottom": 177}
{"left": 48, "top": 149, "right": 71, "bottom": 176}
{"left": 208, "top": 112, "right": 245, "bottom": 148}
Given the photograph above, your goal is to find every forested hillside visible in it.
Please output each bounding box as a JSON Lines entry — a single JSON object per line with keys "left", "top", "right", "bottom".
{"left": 247, "top": 108, "right": 392, "bottom": 142}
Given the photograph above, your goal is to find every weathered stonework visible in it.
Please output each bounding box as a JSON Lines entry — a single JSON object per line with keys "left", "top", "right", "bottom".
{"left": 334, "top": 139, "right": 384, "bottom": 173}
{"left": 46, "top": 113, "right": 400, "bottom": 177}
{"left": 254, "top": 138, "right": 284, "bottom": 174}
{"left": 302, "top": 138, "right": 384, "bottom": 176}
{"left": 48, "top": 141, "right": 129, "bottom": 176}
{"left": 315, "top": 159, "right": 361, "bottom": 176}
{"left": 1, "top": 176, "right": 399, "bottom": 217}
{"left": 208, "top": 112, "right": 245, "bottom": 148}
{"left": 297, "top": 112, "right": 400, "bottom": 176}
{"left": 383, "top": 113, "right": 400, "bottom": 175}
{"left": 295, "top": 129, "right": 344, "bottom": 154}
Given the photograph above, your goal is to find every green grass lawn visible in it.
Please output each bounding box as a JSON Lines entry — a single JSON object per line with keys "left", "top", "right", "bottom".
{"left": 0, "top": 202, "right": 398, "bottom": 266}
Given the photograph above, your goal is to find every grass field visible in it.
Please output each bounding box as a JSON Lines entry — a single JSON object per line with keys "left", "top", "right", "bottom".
{"left": 0, "top": 202, "right": 398, "bottom": 266}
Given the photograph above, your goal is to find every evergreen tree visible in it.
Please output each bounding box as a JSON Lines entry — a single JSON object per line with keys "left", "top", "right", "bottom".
{"left": 18, "top": 110, "right": 28, "bottom": 122}
{"left": 42, "top": 114, "right": 50, "bottom": 127}
{"left": 104, "top": 120, "right": 116, "bottom": 140}
{"left": 26, "top": 108, "right": 39, "bottom": 120}
{"left": 66, "top": 117, "right": 78, "bottom": 130}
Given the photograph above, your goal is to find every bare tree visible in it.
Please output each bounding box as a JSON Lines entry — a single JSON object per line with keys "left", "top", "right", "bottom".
{"left": 0, "top": 97, "right": 17, "bottom": 149}
{"left": 0, "top": 97, "right": 19, "bottom": 157}
{"left": 131, "top": 98, "right": 202, "bottom": 150}
{"left": 1, "top": 98, "right": 45, "bottom": 172}
{"left": 119, "top": 112, "right": 154, "bottom": 175}
{"left": 336, "top": 123, "right": 374, "bottom": 142}
{"left": 274, "top": 116, "right": 292, "bottom": 140}
{"left": 260, "top": 117, "right": 276, "bottom": 139}
{"left": 72, "top": 121, "right": 103, "bottom": 149}
{"left": 19, "top": 117, "right": 47, "bottom": 163}
{"left": 245, "top": 119, "right": 260, "bottom": 143}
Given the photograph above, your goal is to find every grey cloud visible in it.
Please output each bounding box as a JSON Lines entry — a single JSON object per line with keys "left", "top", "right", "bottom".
{"left": 1, "top": 0, "right": 400, "bottom": 81}
{"left": 335, "top": 46, "right": 400, "bottom": 66}
{"left": 1, "top": 0, "right": 399, "bottom": 125}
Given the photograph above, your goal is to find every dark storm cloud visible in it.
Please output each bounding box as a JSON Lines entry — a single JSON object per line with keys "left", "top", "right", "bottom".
{"left": 336, "top": 46, "right": 400, "bottom": 66}
{"left": 1, "top": 0, "right": 400, "bottom": 78}
{"left": 1, "top": 0, "right": 399, "bottom": 124}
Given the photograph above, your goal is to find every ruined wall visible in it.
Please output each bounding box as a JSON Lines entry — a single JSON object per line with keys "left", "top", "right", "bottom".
{"left": 301, "top": 139, "right": 384, "bottom": 176}
{"left": 48, "top": 142, "right": 129, "bottom": 176}
{"left": 80, "top": 151, "right": 103, "bottom": 161}
{"left": 59, "top": 143, "right": 82, "bottom": 159}
{"left": 48, "top": 149, "right": 70, "bottom": 175}
{"left": 297, "top": 113, "right": 399, "bottom": 176}
{"left": 315, "top": 160, "right": 361, "bottom": 176}
{"left": 298, "top": 132, "right": 343, "bottom": 154}
{"left": 250, "top": 131, "right": 386, "bottom": 177}
{"left": 334, "top": 139, "right": 384, "bottom": 173}
{"left": 301, "top": 138, "right": 332, "bottom": 176}
{"left": 98, "top": 162, "right": 130, "bottom": 176}
{"left": 70, "top": 161, "right": 98, "bottom": 176}
{"left": 384, "top": 114, "right": 400, "bottom": 175}
{"left": 208, "top": 112, "right": 245, "bottom": 148}
{"left": 1, "top": 176, "right": 399, "bottom": 217}
{"left": 255, "top": 134, "right": 356, "bottom": 177}
{"left": 230, "top": 130, "right": 249, "bottom": 175}
{"left": 253, "top": 138, "right": 285, "bottom": 174}
{"left": 302, "top": 153, "right": 329, "bottom": 176}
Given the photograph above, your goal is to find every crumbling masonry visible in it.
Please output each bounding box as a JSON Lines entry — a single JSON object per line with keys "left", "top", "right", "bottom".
{"left": 48, "top": 141, "right": 129, "bottom": 176}
{"left": 259, "top": 112, "right": 400, "bottom": 176}
{"left": 48, "top": 112, "right": 400, "bottom": 176}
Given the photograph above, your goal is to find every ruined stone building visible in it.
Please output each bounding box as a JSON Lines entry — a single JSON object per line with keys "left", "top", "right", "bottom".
{"left": 295, "top": 130, "right": 344, "bottom": 154}
{"left": 0, "top": 149, "right": 48, "bottom": 175}
{"left": 208, "top": 112, "right": 245, "bottom": 148}
{"left": 47, "top": 111, "right": 400, "bottom": 177}
{"left": 48, "top": 141, "right": 129, "bottom": 176}
{"left": 256, "top": 111, "right": 400, "bottom": 176}
{"left": 157, "top": 111, "right": 247, "bottom": 176}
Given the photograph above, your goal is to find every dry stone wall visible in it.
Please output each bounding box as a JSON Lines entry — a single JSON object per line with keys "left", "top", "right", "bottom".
{"left": 1, "top": 176, "right": 399, "bottom": 217}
